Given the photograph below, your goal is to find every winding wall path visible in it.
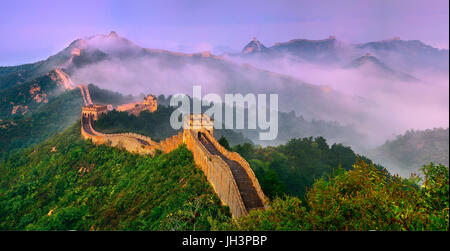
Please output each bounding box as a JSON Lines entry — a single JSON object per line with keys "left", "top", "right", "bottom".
{"left": 81, "top": 116, "right": 266, "bottom": 217}
{"left": 79, "top": 84, "right": 266, "bottom": 217}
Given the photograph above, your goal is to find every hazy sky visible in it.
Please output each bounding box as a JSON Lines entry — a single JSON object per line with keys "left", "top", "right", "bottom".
{"left": 0, "top": 0, "right": 448, "bottom": 66}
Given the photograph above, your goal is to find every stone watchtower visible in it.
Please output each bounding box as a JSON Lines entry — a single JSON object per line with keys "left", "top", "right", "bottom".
{"left": 82, "top": 104, "right": 108, "bottom": 120}
{"left": 143, "top": 94, "right": 157, "bottom": 112}
{"left": 183, "top": 114, "right": 214, "bottom": 135}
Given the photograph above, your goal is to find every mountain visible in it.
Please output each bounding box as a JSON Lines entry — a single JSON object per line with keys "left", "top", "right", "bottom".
{"left": 242, "top": 38, "right": 269, "bottom": 54}
{"left": 269, "top": 36, "right": 342, "bottom": 63}
{"left": 0, "top": 32, "right": 371, "bottom": 160}
{"left": 357, "top": 37, "right": 449, "bottom": 73}
{"left": 346, "top": 53, "right": 420, "bottom": 82}
{"left": 368, "top": 128, "right": 449, "bottom": 176}
{"left": 1, "top": 32, "right": 446, "bottom": 158}
{"left": 0, "top": 89, "right": 83, "bottom": 159}
{"left": 40, "top": 32, "right": 367, "bottom": 124}
{"left": 237, "top": 36, "right": 342, "bottom": 64}
{"left": 232, "top": 36, "right": 449, "bottom": 74}
{"left": 0, "top": 83, "right": 138, "bottom": 159}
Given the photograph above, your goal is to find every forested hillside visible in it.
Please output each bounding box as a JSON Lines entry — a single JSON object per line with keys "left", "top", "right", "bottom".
{"left": 218, "top": 160, "right": 448, "bottom": 231}
{"left": 0, "top": 84, "right": 140, "bottom": 160}
{"left": 370, "top": 128, "right": 449, "bottom": 176}
{"left": 222, "top": 137, "right": 384, "bottom": 198}
{"left": 0, "top": 90, "right": 83, "bottom": 159}
{"left": 0, "top": 123, "right": 230, "bottom": 230}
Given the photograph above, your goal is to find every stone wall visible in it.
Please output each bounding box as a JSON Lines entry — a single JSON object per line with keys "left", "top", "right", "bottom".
{"left": 202, "top": 131, "right": 267, "bottom": 207}
{"left": 183, "top": 129, "right": 248, "bottom": 218}
{"left": 81, "top": 117, "right": 157, "bottom": 155}
{"left": 159, "top": 132, "right": 184, "bottom": 153}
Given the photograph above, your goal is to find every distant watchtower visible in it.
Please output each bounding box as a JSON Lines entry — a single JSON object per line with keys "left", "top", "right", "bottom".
{"left": 116, "top": 94, "right": 158, "bottom": 116}
{"left": 82, "top": 104, "right": 108, "bottom": 120}
{"left": 183, "top": 114, "right": 214, "bottom": 135}
{"left": 143, "top": 94, "right": 157, "bottom": 112}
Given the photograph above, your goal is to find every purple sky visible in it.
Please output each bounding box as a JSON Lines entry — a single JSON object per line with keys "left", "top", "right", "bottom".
{"left": 0, "top": 0, "right": 448, "bottom": 66}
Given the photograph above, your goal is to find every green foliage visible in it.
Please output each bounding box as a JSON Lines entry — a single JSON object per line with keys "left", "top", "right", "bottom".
{"left": 224, "top": 196, "right": 308, "bottom": 231}
{"left": 0, "top": 89, "right": 84, "bottom": 159}
{"left": 234, "top": 136, "right": 383, "bottom": 197}
{"left": 218, "top": 136, "right": 231, "bottom": 151}
{"left": 0, "top": 74, "right": 59, "bottom": 119}
{"left": 259, "top": 170, "right": 287, "bottom": 199}
{"left": 94, "top": 108, "right": 250, "bottom": 146}
{"left": 94, "top": 108, "right": 181, "bottom": 142}
{"left": 87, "top": 84, "right": 135, "bottom": 105}
{"left": 226, "top": 160, "right": 449, "bottom": 231}
{"left": 0, "top": 123, "right": 230, "bottom": 230}
{"left": 371, "top": 128, "right": 449, "bottom": 174}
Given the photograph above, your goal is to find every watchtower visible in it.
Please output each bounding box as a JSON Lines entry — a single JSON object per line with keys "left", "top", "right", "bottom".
{"left": 82, "top": 104, "right": 108, "bottom": 120}
{"left": 143, "top": 94, "right": 157, "bottom": 112}
{"left": 183, "top": 114, "right": 214, "bottom": 135}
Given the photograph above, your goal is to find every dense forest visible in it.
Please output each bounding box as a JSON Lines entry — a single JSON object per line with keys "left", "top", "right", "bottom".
{"left": 0, "top": 123, "right": 231, "bottom": 230}
{"left": 218, "top": 136, "right": 384, "bottom": 198}
{"left": 216, "top": 160, "right": 448, "bottom": 231}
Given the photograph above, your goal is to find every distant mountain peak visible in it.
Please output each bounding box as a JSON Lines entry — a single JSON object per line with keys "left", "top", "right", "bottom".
{"left": 347, "top": 53, "right": 420, "bottom": 82}
{"left": 108, "top": 31, "right": 118, "bottom": 38}
{"left": 242, "top": 38, "right": 268, "bottom": 54}
{"left": 347, "top": 53, "right": 390, "bottom": 69}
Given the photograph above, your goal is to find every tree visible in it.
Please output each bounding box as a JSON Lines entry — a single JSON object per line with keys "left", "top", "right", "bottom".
{"left": 218, "top": 136, "right": 231, "bottom": 151}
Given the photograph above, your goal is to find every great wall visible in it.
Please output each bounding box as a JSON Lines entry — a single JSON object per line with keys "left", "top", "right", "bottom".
{"left": 79, "top": 86, "right": 267, "bottom": 218}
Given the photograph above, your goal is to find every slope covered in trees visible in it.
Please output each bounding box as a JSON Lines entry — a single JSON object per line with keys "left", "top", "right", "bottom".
{"left": 216, "top": 160, "right": 448, "bottom": 231}
{"left": 370, "top": 128, "right": 449, "bottom": 176}
{"left": 0, "top": 90, "right": 83, "bottom": 159}
{"left": 0, "top": 84, "right": 140, "bottom": 160}
{"left": 0, "top": 123, "right": 230, "bottom": 230}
